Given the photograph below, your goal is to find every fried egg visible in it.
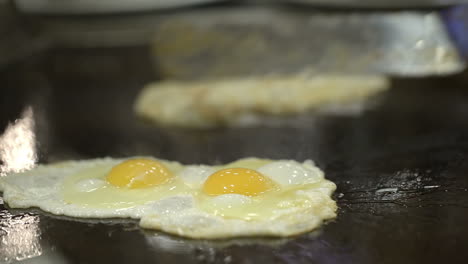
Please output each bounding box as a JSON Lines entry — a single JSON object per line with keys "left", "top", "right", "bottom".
{"left": 0, "top": 157, "right": 337, "bottom": 239}
{"left": 135, "top": 75, "right": 389, "bottom": 128}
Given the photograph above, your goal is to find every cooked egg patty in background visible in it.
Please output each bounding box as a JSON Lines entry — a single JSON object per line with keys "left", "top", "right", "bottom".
{"left": 135, "top": 75, "right": 389, "bottom": 128}
{"left": 0, "top": 157, "right": 337, "bottom": 239}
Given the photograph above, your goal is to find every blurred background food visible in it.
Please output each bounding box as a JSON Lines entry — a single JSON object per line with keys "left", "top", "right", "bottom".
{"left": 135, "top": 75, "right": 389, "bottom": 128}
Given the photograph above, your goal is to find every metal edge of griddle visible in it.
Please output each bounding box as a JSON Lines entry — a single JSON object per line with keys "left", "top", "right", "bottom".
{"left": 12, "top": 0, "right": 233, "bottom": 15}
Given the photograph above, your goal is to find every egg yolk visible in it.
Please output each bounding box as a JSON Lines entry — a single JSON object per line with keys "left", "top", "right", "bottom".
{"left": 203, "top": 168, "right": 274, "bottom": 196}
{"left": 106, "top": 159, "right": 172, "bottom": 189}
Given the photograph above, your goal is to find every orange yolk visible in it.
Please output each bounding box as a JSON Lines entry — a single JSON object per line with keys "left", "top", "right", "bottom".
{"left": 203, "top": 168, "right": 274, "bottom": 196}
{"left": 106, "top": 159, "right": 172, "bottom": 189}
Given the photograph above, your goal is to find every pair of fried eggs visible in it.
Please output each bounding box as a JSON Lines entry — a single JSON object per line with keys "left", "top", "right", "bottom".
{"left": 0, "top": 157, "right": 337, "bottom": 239}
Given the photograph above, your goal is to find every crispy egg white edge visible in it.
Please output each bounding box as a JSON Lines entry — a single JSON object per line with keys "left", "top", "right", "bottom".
{"left": 0, "top": 157, "right": 337, "bottom": 239}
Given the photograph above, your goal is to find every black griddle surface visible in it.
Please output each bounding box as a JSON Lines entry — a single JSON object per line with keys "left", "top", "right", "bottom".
{"left": 1, "top": 47, "right": 468, "bottom": 264}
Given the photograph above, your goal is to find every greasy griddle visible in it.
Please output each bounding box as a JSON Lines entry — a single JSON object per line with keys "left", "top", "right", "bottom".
{"left": 1, "top": 7, "right": 468, "bottom": 264}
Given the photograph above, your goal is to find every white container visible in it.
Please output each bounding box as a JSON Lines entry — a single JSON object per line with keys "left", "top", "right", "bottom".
{"left": 15, "top": 0, "right": 223, "bottom": 14}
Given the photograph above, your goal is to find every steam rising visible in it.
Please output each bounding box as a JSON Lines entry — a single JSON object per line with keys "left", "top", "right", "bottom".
{"left": 0, "top": 107, "right": 37, "bottom": 176}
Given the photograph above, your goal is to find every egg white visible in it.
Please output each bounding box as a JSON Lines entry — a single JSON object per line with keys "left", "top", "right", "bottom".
{"left": 0, "top": 157, "right": 337, "bottom": 239}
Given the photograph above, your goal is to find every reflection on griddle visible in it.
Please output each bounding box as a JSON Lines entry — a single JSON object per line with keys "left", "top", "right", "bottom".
{"left": 143, "top": 229, "right": 295, "bottom": 251}
{"left": 0, "top": 211, "right": 42, "bottom": 262}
